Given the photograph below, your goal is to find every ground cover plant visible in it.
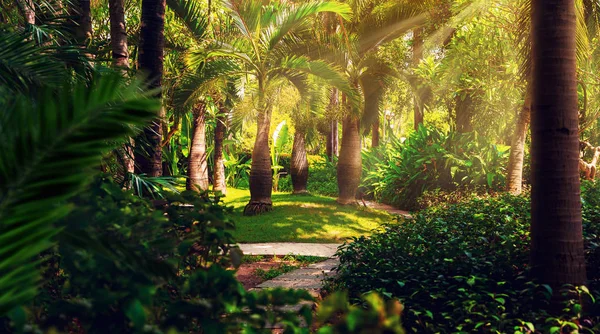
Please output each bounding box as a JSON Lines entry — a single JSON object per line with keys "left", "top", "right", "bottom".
{"left": 223, "top": 188, "right": 392, "bottom": 243}
{"left": 328, "top": 184, "right": 600, "bottom": 333}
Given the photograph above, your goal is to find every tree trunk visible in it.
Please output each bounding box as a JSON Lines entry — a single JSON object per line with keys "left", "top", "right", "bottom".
{"left": 213, "top": 108, "right": 227, "bottom": 195}
{"left": 337, "top": 115, "right": 361, "bottom": 205}
{"left": 16, "top": 0, "right": 35, "bottom": 25}
{"left": 326, "top": 88, "right": 339, "bottom": 161}
{"left": 506, "top": 85, "right": 532, "bottom": 195}
{"left": 530, "top": 0, "right": 586, "bottom": 289}
{"left": 291, "top": 129, "right": 309, "bottom": 194}
{"left": 413, "top": 27, "right": 424, "bottom": 130}
{"left": 109, "top": 0, "right": 129, "bottom": 68}
{"left": 135, "top": 0, "right": 165, "bottom": 177}
{"left": 455, "top": 93, "right": 474, "bottom": 133}
{"left": 244, "top": 106, "right": 273, "bottom": 215}
{"left": 187, "top": 104, "right": 209, "bottom": 191}
{"left": 372, "top": 118, "right": 380, "bottom": 147}
{"left": 72, "top": 0, "right": 92, "bottom": 45}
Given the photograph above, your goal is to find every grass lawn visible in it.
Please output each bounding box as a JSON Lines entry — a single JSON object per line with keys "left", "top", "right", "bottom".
{"left": 221, "top": 188, "right": 394, "bottom": 243}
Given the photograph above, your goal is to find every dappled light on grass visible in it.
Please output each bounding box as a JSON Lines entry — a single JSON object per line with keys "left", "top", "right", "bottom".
{"left": 222, "top": 188, "right": 392, "bottom": 243}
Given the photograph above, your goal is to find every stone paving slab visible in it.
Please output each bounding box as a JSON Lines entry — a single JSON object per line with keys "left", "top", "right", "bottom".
{"left": 239, "top": 242, "right": 341, "bottom": 257}
{"left": 257, "top": 258, "right": 338, "bottom": 290}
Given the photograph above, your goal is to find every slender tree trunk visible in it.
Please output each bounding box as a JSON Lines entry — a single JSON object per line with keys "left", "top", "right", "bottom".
{"left": 108, "top": 0, "right": 134, "bottom": 180}
{"left": 109, "top": 0, "right": 129, "bottom": 68}
{"left": 372, "top": 118, "right": 380, "bottom": 147}
{"left": 291, "top": 129, "right": 309, "bottom": 194}
{"left": 72, "top": 0, "right": 92, "bottom": 45}
{"left": 337, "top": 114, "right": 361, "bottom": 205}
{"left": 326, "top": 88, "right": 339, "bottom": 161}
{"left": 187, "top": 104, "right": 209, "bottom": 191}
{"left": 213, "top": 107, "right": 227, "bottom": 195}
{"left": 16, "top": 0, "right": 35, "bottom": 24}
{"left": 530, "top": 0, "right": 586, "bottom": 289}
{"left": 135, "top": 0, "right": 165, "bottom": 177}
{"left": 507, "top": 85, "right": 532, "bottom": 195}
{"left": 413, "top": 27, "right": 424, "bottom": 130}
{"left": 455, "top": 93, "right": 474, "bottom": 133}
{"left": 244, "top": 106, "right": 273, "bottom": 215}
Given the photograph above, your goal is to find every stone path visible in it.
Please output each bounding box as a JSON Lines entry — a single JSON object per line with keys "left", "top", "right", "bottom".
{"left": 239, "top": 242, "right": 340, "bottom": 258}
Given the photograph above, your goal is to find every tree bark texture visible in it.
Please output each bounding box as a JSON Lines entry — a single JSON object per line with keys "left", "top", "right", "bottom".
{"left": 291, "top": 129, "right": 309, "bottom": 194}
{"left": 455, "top": 93, "right": 474, "bottom": 133}
{"left": 244, "top": 107, "right": 273, "bottom": 215}
{"left": 413, "top": 27, "right": 424, "bottom": 130}
{"left": 72, "top": 0, "right": 92, "bottom": 45}
{"left": 372, "top": 118, "right": 380, "bottom": 147}
{"left": 109, "top": 0, "right": 129, "bottom": 68}
{"left": 213, "top": 109, "right": 227, "bottom": 195}
{"left": 530, "top": 0, "right": 586, "bottom": 287}
{"left": 326, "top": 120, "right": 339, "bottom": 161}
{"left": 507, "top": 85, "right": 532, "bottom": 195}
{"left": 187, "top": 104, "right": 209, "bottom": 191}
{"left": 337, "top": 115, "right": 361, "bottom": 205}
{"left": 16, "top": 0, "right": 35, "bottom": 25}
{"left": 135, "top": 0, "right": 165, "bottom": 177}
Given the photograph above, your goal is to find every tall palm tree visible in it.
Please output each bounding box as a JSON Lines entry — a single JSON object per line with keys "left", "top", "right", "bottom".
{"left": 213, "top": 103, "right": 228, "bottom": 194}
{"left": 136, "top": 0, "right": 166, "bottom": 177}
{"left": 16, "top": 0, "right": 35, "bottom": 25}
{"left": 530, "top": 0, "right": 587, "bottom": 288}
{"left": 187, "top": 102, "right": 209, "bottom": 191}
{"left": 185, "top": 0, "right": 354, "bottom": 215}
{"left": 306, "top": 0, "right": 425, "bottom": 204}
{"left": 109, "top": 0, "right": 129, "bottom": 69}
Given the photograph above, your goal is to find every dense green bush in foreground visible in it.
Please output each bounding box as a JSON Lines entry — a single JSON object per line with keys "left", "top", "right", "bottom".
{"left": 1, "top": 177, "right": 405, "bottom": 333}
{"left": 329, "top": 182, "right": 600, "bottom": 333}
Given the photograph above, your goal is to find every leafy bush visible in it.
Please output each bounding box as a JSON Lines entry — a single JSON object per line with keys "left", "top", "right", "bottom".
{"left": 362, "top": 125, "right": 509, "bottom": 209}
{"left": 3, "top": 176, "right": 408, "bottom": 333}
{"left": 329, "top": 190, "right": 600, "bottom": 333}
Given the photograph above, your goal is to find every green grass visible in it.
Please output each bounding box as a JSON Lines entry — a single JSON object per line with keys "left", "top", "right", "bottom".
{"left": 222, "top": 188, "right": 393, "bottom": 243}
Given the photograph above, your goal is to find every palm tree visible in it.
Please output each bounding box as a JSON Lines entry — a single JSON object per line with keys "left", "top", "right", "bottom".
{"left": 187, "top": 102, "right": 210, "bottom": 191}
{"left": 306, "top": 0, "right": 425, "bottom": 204}
{"left": 213, "top": 103, "right": 228, "bottom": 194}
{"left": 529, "top": 0, "right": 586, "bottom": 288}
{"left": 185, "top": 0, "right": 354, "bottom": 215}
{"left": 16, "top": 0, "right": 35, "bottom": 25}
{"left": 109, "top": 0, "right": 129, "bottom": 69}
{"left": 136, "top": 0, "right": 166, "bottom": 177}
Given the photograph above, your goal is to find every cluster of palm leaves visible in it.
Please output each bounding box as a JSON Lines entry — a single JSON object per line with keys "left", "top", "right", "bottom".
{"left": 0, "top": 28, "right": 159, "bottom": 315}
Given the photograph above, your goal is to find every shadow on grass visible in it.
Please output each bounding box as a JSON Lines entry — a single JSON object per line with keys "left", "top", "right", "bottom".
{"left": 224, "top": 190, "right": 393, "bottom": 243}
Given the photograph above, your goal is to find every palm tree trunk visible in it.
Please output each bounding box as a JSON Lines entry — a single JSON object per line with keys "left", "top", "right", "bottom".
{"left": 372, "top": 118, "right": 380, "bottom": 147}
{"left": 135, "top": 0, "right": 165, "bottom": 177}
{"left": 109, "top": 0, "right": 129, "bottom": 69}
{"left": 187, "top": 104, "right": 209, "bottom": 191}
{"left": 291, "top": 129, "right": 309, "bottom": 194}
{"left": 455, "top": 93, "right": 474, "bottom": 133}
{"left": 506, "top": 85, "right": 532, "bottom": 195}
{"left": 337, "top": 114, "right": 361, "bottom": 205}
{"left": 213, "top": 107, "right": 227, "bottom": 195}
{"left": 16, "top": 0, "right": 35, "bottom": 25}
{"left": 326, "top": 88, "right": 339, "bottom": 161}
{"left": 244, "top": 107, "right": 273, "bottom": 215}
{"left": 413, "top": 27, "right": 424, "bottom": 130}
{"left": 530, "top": 0, "right": 586, "bottom": 288}
{"left": 72, "top": 0, "right": 92, "bottom": 45}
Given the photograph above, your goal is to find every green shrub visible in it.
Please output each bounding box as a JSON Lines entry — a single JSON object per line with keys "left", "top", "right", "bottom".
{"left": 279, "top": 155, "right": 339, "bottom": 196}
{"left": 3, "top": 176, "right": 407, "bottom": 333}
{"left": 362, "top": 125, "right": 509, "bottom": 209}
{"left": 329, "top": 189, "right": 600, "bottom": 333}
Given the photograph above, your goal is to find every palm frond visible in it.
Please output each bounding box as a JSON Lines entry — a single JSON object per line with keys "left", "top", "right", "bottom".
{"left": 266, "top": 1, "right": 352, "bottom": 51}
{"left": 276, "top": 55, "right": 359, "bottom": 109}
{"left": 166, "top": 0, "right": 209, "bottom": 41}
{"left": 0, "top": 73, "right": 159, "bottom": 315}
